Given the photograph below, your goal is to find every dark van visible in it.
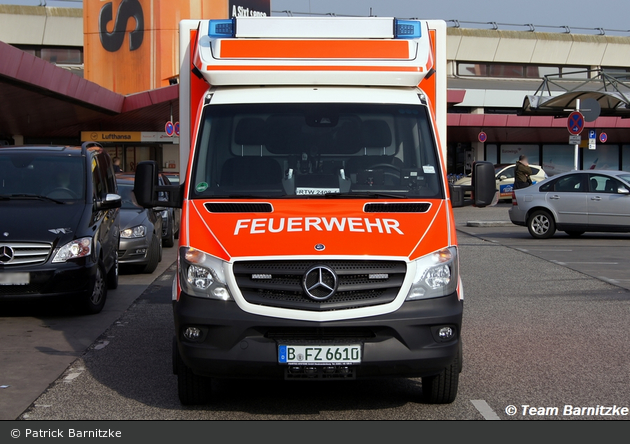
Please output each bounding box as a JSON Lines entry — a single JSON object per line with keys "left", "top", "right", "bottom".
{"left": 0, "top": 142, "right": 121, "bottom": 314}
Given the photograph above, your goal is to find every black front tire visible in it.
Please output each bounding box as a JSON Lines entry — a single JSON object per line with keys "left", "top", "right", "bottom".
{"left": 79, "top": 261, "right": 108, "bottom": 315}
{"left": 143, "top": 235, "right": 160, "bottom": 274}
{"left": 106, "top": 255, "right": 119, "bottom": 289}
{"left": 163, "top": 216, "right": 175, "bottom": 248}
{"left": 421, "top": 347, "right": 460, "bottom": 404}
{"left": 527, "top": 210, "right": 556, "bottom": 239}
{"left": 175, "top": 344, "right": 212, "bottom": 405}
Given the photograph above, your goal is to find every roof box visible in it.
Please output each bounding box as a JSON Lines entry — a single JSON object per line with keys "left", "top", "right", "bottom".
{"left": 192, "top": 17, "right": 434, "bottom": 87}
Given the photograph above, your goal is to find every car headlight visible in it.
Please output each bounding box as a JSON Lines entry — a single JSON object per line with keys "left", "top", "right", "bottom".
{"left": 121, "top": 225, "right": 146, "bottom": 238}
{"left": 406, "top": 247, "right": 458, "bottom": 300}
{"left": 52, "top": 237, "right": 92, "bottom": 263}
{"left": 179, "top": 247, "right": 232, "bottom": 300}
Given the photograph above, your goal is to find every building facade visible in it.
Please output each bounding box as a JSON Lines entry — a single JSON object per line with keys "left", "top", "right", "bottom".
{"left": 2, "top": 4, "right": 629, "bottom": 176}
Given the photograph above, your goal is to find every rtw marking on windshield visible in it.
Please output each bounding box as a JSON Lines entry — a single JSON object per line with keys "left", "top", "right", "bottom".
{"left": 233, "top": 217, "right": 404, "bottom": 235}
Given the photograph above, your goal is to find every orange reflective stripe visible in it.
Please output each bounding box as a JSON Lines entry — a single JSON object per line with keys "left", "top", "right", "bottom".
{"left": 206, "top": 65, "right": 423, "bottom": 72}
{"left": 220, "top": 39, "right": 411, "bottom": 59}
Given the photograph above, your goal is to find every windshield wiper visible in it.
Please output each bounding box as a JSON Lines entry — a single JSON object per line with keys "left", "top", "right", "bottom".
{"left": 324, "top": 192, "right": 407, "bottom": 199}
{"left": 2, "top": 194, "right": 66, "bottom": 204}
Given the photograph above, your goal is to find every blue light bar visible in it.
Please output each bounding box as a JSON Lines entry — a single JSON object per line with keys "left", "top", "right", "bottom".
{"left": 208, "top": 19, "right": 235, "bottom": 38}
{"left": 395, "top": 19, "right": 422, "bottom": 39}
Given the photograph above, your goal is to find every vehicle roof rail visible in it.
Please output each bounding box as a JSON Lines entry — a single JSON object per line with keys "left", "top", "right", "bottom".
{"left": 81, "top": 141, "right": 103, "bottom": 155}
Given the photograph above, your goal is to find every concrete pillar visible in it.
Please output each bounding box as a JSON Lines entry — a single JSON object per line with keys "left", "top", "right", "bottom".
{"left": 473, "top": 141, "right": 485, "bottom": 162}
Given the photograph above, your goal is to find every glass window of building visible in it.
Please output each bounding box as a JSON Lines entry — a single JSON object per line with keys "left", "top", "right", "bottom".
{"left": 622, "top": 145, "right": 630, "bottom": 171}
{"left": 542, "top": 144, "right": 577, "bottom": 176}
{"left": 499, "top": 144, "right": 539, "bottom": 165}
{"left": 583, "top": 144, "right": 619, "bottom": 171}
{"left": 485, "top": 144, "right": 498, "bottom": 165}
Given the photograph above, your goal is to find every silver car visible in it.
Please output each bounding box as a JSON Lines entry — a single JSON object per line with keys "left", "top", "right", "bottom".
{"left": 509, "top": 170, "right": 630, "bottom": 239}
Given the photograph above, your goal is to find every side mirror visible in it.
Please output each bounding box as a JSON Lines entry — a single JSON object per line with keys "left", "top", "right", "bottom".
{"left": 618, "top": 187, "right": 630, "bottom": 195}
{"left": 471, "top": 161, "right": 497, "bottom": 208}
{"left": 95, "top": 193, "right": 121, "bottom": 210}
{"left": 499, "top": 175, "right": 507, "bottom": 181}
{"left": 134, "top": 161, "right": 158, "bottom": 208}
{"left": 449, "top": 183, "right": 465, "bottom": 208}
{"left": 134, "top": 160, "right": 183, "bottom": 208}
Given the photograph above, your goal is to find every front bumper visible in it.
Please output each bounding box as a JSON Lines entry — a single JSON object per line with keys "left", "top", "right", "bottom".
{"left": 174, "top": 292, "right": 463, "bottom": 380}
{"left": 118, "top": 236, "right": 152, "bottom": 265}
{"left": 0, "top": 259, "right": 97, "bottom": 300}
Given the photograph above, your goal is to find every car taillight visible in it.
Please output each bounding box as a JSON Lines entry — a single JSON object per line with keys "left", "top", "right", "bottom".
{"left": 512, "top": 191, "right": 517, "bottom": 206}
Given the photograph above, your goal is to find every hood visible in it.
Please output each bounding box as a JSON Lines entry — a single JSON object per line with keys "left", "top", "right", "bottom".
{"left": 0, "top": 201, "right": 86, "bottom": 244}
{"left": 186, "top": 199, "right": 453, "bottom": 261}
{"left": 119, "top": 208, "right": 151, "bottom": 230}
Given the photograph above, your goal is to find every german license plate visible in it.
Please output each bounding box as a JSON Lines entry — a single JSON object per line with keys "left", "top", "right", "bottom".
{"left": 278, "top": 344, "right": 361, "bottom": 365}
{"left": 0, "top": 273, "right": 30, "bottom": 285}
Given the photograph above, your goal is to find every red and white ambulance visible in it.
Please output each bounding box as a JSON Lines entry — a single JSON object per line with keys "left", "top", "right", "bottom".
{"left": 135, "top": 16, "right": 494, "bottom": 405}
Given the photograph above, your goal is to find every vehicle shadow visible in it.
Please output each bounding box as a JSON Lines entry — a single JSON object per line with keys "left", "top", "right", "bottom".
{"left": 19, "top": 275, "right": 453, "bottom": 419}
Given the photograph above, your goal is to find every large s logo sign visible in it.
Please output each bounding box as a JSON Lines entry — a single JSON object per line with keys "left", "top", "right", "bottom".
{"left": 99, "top": 0, "right": 144, "bottom": 52}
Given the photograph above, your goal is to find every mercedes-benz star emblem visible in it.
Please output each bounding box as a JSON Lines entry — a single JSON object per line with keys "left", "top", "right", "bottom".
{"left": 0, "top": 245, "right": 15, "bottom": 264}
{"left": 302, "top": 265, "right": 338, "bottom": 301}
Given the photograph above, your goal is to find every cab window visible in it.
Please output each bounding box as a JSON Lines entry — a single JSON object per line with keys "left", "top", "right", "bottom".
{"left": 553, "top": 174, "right": 586, "bottom": 192}
{"left": 588, "top": 174, "right": 629, "bottom": 194}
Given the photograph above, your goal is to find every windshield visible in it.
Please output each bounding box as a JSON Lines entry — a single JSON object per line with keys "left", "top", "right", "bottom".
{"left": 117, "top": 183, "right": 142, "bottom": 210}
{"left": 190, "top": 103, "right": 444, "bottom": 199}
{"left": 0, "top": 153, "right": 85, "bottom": 201}
{"left": 618, "top": 174, "right": 630, "bottom": 185}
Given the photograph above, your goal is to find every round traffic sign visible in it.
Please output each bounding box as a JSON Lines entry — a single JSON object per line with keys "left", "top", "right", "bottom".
{"left": 174, "top": 122, "right": 180, "bottom": 136}
{"left": 567, "top": 111, "right": 584, "bottom": 135}
{"left": 599, "top": 132, "right": 608, "bottom": 143}
{"left": 478, "top": 131, "right": 487, "bottom": 143}
{"left": 165, "top": 121, "right": 174, "bottom": 137}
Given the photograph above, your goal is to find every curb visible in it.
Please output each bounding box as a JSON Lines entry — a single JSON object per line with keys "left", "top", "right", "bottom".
{"left": 465, "top": 220, "right": 513, "bottom": 227}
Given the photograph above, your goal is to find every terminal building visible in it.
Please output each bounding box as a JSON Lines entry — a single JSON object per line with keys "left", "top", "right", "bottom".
{"left": 1, "top": 2, "right": 629, "bottom": 176}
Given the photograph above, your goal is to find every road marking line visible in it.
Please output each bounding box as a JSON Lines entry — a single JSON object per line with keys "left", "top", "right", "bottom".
{"left": 563, "top": 262, "right": 619, "bottom": 265}
{"left": 525, "top": 249, "right": 573, "bottom": 252}
{"left": 94, "top": 340, "right": 110, "bottom": 350}
{"left": 64, "top": 372, "right": 82, "bottom": 382}
{"left": 471, "top": 400, "right": 501, "bottom": 420}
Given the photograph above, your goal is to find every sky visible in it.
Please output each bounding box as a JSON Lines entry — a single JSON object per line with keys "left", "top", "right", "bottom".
{"left": 1, "top": 0, "right": 630, "bottom": 35}
{"left": 270, "top": 0, "right": 630, "bottom": 34}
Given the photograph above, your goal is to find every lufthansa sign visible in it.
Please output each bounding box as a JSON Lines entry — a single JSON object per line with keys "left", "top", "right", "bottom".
{"left": 81, "top": 131, "right": 180, "bottom": 143}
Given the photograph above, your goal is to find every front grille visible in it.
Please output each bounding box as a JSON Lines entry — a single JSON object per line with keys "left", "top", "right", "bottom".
{"left": 364, "top": 202, "right": 431, "bottom": 213}
{"left": 205, "top": 202, "right": 273, "bottom": 213}
{"left": 0, "top": 283, "right": 47, "bottom": 296}
{"left": 266, "top": 327, "right": 376, "bottom": 341}
{"left": 233, "top": 260, "right": 406, "bottom": 311}
{"left": 0, "top": 242, "right": 52, "bottom": 266}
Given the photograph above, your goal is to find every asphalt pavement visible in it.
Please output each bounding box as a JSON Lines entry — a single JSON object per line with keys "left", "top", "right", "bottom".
{"left": 9, "top": 202, "right": 630, "bottom": 420}
{"left": 0, "top": 246, "right": 178, "bottom": 421}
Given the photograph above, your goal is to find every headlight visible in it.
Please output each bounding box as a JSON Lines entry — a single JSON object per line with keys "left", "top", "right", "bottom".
{"left": 179, "top": 247, "right": 232, "bottom": 300}
{"left": 121, "top": 225, "right": 146, "bottom": 238}
{"left": 52, "top": 237, "right": 92, "bottom": 263}
{"left": 406, "top": 247, "right": 458, "bottom": 300}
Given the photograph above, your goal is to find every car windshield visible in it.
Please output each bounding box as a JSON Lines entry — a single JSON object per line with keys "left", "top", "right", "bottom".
{"left": 618, "top": 174, "right": 630, "bottom": 184}
{"left": 0, "top": 153, "right": 85, "bottom": 201}
{"left": 117, "top": 183, "right": 142, "bottom": 209}
{"left": 190, "top": 103, "right": 444, "bottom": 199}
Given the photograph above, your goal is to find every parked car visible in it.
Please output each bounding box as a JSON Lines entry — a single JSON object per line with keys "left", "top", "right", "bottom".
{"left": 0, "top": 143, "right": 121, "bottom": 314}
{"left": 454, "top": 163, "right": 547, "bottom": 200}
{"left": 116, "top": 177, "right": 163, "bottom": 273}
{"left": 117, "top": 172, "right": 180, "bottom": 247}
{"left": 509, "top": 170, "right": 630, "bottom": 239}
{"left": 163, "top": 172, "right": 180, "bottom": 184}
